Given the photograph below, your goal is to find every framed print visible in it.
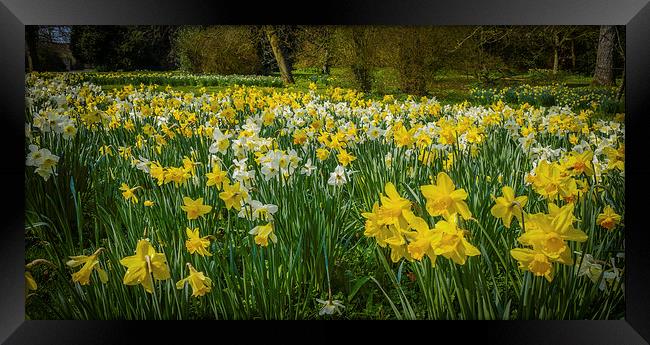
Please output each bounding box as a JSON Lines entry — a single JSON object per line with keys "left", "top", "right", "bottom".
{"left": 1, "top": 0, "right": 649, "bottom": 343}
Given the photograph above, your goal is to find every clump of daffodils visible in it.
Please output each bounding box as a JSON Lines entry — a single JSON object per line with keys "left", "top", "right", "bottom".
{"left": 362, "top": 177, "right": 480, "bottom": 266}
{"left": 31, "top": 108, "right": 77, "bottom": 139}
{"left": 26, "top": 144, "right": 60, "bottom": 181}
{"left": 509, "top": 203, "right": 587, "bottom": 282}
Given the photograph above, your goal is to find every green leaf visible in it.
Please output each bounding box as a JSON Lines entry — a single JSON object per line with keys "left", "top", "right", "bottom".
{"left": 348, "top": 276, "right": 370, "bottom": 302}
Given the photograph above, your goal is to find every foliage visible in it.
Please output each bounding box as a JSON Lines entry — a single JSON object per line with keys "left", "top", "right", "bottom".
{"left": 70, "top": 26, "right": 176, "bottom": 71}
{"left": 173, "top": 26, "right": 262, "bottom": 75}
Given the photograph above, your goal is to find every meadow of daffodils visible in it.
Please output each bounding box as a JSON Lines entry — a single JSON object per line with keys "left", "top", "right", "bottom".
{"left": 25, "top": 72, "right": 624, "bottom": 320}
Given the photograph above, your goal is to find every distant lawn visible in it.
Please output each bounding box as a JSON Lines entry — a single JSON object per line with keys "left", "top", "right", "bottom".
{"left": 99, "top": 67, "right": 622, "bottom": 107}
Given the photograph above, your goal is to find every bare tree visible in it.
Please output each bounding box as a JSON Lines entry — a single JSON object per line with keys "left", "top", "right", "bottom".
{"left": 264, "top": 26, "right": 294, "bottom": 84}
{"left": 593, "top": 25, "right": 616, "bottom": 86}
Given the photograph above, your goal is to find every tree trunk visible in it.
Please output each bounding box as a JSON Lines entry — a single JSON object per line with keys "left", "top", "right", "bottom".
{"left": 264, "top": 26, "right": 294, "bottom": 84}
{"left": 570, "top": 39, "right": 576, "bottom": 70}
{"left": 552, "top": 33, "right": 560, "bottom": 74}
{"left": 25, "top": 41, "right": 33, "bottom": 72}
{"left": 593, "top": 25, "right": 616, "bottom": 86}
{"left": 322, "top": 48, "right": 330, "bottom": 75}
{"left": 351, "top": 28, "right": 372, "bottom": 92}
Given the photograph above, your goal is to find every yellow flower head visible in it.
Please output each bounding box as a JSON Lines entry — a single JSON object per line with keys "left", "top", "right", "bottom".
{"left": 249, "top": 222, "right": 277, "bottom": 247}
{"left": 119, "top": 183, "right": 140, "bottom": 204}
{"left": 562, "top": 151, "right": 594, "bottom": 177}
{"left": 67, "top": 248, "right": 108, "bottom": 285}
{"left": 206, "top": 164, "right": 229, "bottom": 190}
{"left": 182, "top": 156, "right": 198, "bottom": 175}
{"left": 490, "top": 186, "right": 528, "bottom": 228}
{"left": 185, "top": 227, "right": 212, "bottom": 256}
{"left": 293, "top": 129, "right": 308, "bottom": 145}
{"left": 431, "top": 214, "right": 480, "bottom": 265}
{"left": 149, "top": 162, "right": 166, "bottom": 186}
{"left": 420, "top": 172, "right": 472, "bottom": 220}
{"left": 176, "top": 263, "right": 212, "bottom": 297}
{"left": 393, "top": 126, "right": 415, "bottom": 148}
{"left": 337, "top": 149, "right": 357, "bottom": 167}
{"left": 165, "top": 166, "right": 191, "bottom": 186}
{"left": 405, "top": 213, "right": 442, "bottom": 265}
{"left": 604, "top": 144, "right": 624, "bottom": 171}
{"left": 596, "top": 205, "right": 621, "bottom": 231}
{"left": 119, "top": 239, "right": 170, "bottom": 293}
{"left": 180, "top": 197, "right": 212, "bottom": 220}
{"left": 219, "top": 181, "right": 246, "bottom": 211}
{"left": 362, "top": 201, "right": 401, "bottom": 250}
{"left": 316, "top": 148, "right": 330, "bottom": 161}
{"left": 376, "top": 182, "right": 412, "bottom": 230}
{"left": 25, "top": 271, "right": 37, "bottom": 293}
{"left": 529, "top": 161, "right": 564, "bottom": 199}
{"left": 517, "top": 203, "right": 587, "bottom": 265}
{"left": 511, "top": 248, "right": 554, "bottom": 282}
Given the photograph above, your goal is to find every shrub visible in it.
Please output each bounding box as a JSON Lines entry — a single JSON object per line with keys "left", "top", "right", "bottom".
{"left": 174, "top": 26, "right": 262, "bottom": 75}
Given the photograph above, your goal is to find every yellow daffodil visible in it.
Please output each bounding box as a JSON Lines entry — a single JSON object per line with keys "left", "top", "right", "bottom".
{"left": 405, "top": 213, "right": 441, "bottom": 265}
{"left": 510, "top": 248, "right": 555, "bottom": 282}
{"left": 490, "top": 186, "right": 528, "bottom": 228}
{"left": 66, "top": 248, "right": 108, "bottom": 285}
{"left": 420, "top": 172, "right": 472, "bottom": 220}
{"left": 336, "top": 149, "right": 356, "bottom": 167}
{"left": 362, "top": 202, "right": 396, "bottom": 247}
{"left": 596, "top": 205, "right": 621, "bottom": 231}
{"left": 182, "top": 156, "right": 198, "bottom": 175}
{"left": 119, "top": 183, "right": 140, "bottom": 204}
{"left": 393, "top": 126, "right": 415, "bottom": 147}
{"left": 180, "top": 197, "right": 212, "bottom": 220}
{"left": 603, "top": 144, "right": 624, "bottom": 171}
{"left": 149, "top": 162, "right": 166, "bottom": 186}
{"left": 431, "top": 214, "right": 480, "bottom": 265}
{"left": 206, "top": 164, "right": 229, "bottom": 190}
{"left": 517, "top": 204, "right": 587, "bottom": 264}
{"left": 176, "top": 263, "right": 212, "bottom": 297}
{"left": 377, "top": 182, "right": 412, "bottom": 229}
{"left": 386, "top": 244, "right": 410, "bottom": 263}
{"left": 164, "top": 166, "right": 191, "bottom": 186}
{"left": 219, "top": 181, "right": 245, "bottom": 211}
{"left": 24, "top": 259, "right": 54, "bottom": 297}
{"left": 293, "top": 129, "right": 308, "bottom": 145}
{"left": 562, "top": 150, "right": 594, "bottom": 176}
{"left": 25, "top": 271, "right": 37, "bottom": 294}
{"left": 120, "top": 239, "right": 170, "bottom": 294}
{"left": 185, "top": 227, "right": 212, "bottom": 256}
{"left": 316, "top": 148, "right": 330, "bottom": 161}
{"left": 249, "top": 222, "right": 277, "bottom": 246}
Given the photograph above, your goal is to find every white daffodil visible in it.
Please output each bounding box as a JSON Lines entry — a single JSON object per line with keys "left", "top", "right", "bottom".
{"left": 328, "top": 165, "right": 347, "bottom": 186}
{"left": 301, "top": 159, "right": 316, "bottom": 176}
{"left": 316, "top": 298, "right": 345, "bottom": 316}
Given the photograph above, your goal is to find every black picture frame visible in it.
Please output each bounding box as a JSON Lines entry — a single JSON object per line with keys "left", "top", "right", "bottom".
{"left": 1, "top": 0, "right": 649, "bottom": 344}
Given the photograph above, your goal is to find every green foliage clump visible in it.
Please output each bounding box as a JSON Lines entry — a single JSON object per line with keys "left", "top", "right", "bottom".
{"left": 173, "top": 26, "right": 262, "bottom": 75}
